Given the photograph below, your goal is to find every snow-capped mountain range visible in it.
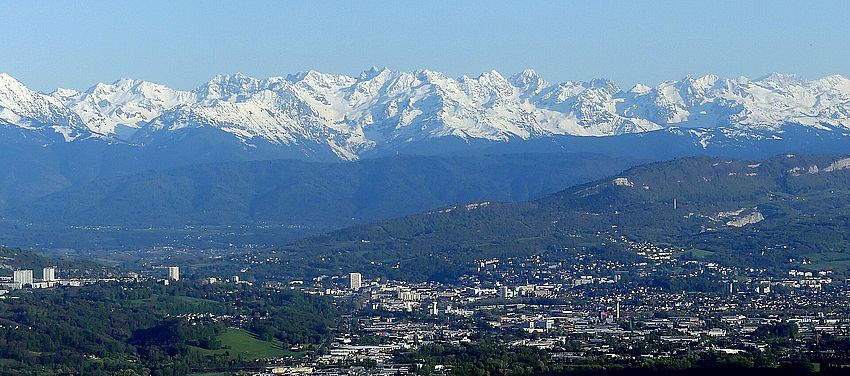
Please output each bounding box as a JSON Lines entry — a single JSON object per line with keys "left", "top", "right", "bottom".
{"left": 2, "top": 68, "right": 850, "bottom": 160}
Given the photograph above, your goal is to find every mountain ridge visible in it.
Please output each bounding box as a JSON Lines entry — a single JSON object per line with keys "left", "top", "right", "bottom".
{"left": 6, "top": 153, "right": 644, "bottom": 228}
{"left": 258, "top": 154, "right": 850, "bottom": 281}
{"left": 2, "top": 69, "right": 850, "bottom": 161}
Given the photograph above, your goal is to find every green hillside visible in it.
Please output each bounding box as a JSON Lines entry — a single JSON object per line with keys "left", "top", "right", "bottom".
{"left": 242, "top": 154, "right": 850, "bottom": 281}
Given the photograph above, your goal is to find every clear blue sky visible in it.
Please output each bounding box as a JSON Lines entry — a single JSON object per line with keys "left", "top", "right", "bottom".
{"left": 2, "top": 0, "right": 848, "bottom": 92}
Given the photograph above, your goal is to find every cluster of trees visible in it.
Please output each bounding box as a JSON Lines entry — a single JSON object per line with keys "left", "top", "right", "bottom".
{"left": 753, "top": 322, "right": 799, "bottom": 340}
{"left": 0, "top": 280, "right": 339, "bottom": 375}
{"left": 398, "top": 341, "right": 551, "bottom": 376}
{"left": 398, "top": 340, "right": 836, "bottom": 376}
{"left": 245, "top": 289, "right": 337, "bottom": 347}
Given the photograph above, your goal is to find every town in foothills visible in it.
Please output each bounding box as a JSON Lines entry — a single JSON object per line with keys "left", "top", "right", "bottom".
{"left": 3, "top": 1, "right": 850, "bottom": 375}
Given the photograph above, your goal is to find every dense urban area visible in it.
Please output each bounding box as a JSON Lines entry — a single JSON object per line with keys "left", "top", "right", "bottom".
{"left": 4, "top": 233, "right": 850, "bottom": 376}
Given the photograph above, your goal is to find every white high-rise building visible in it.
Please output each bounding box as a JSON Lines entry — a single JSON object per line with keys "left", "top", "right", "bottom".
{"left": 167, "top": 266, "right": 180, "bottom": 281}
{"left": 615, "top": 300, "right": 621, "bottom": 320}
{"left": 498, "top": 286, "right": 513, "bottom": 299}
{"left": 349, "top": 272, "right": 362, "bottom": 291}
{"left": 42, "top": 267, "right": 57, "bottom": 282}
{"left": 13, "top": 270, "right": 33, "bottom": 286}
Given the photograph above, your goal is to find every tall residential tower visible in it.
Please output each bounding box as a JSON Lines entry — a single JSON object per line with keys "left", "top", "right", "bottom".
{"left": 349, "top": 272, "right": 362, "bottom": 291}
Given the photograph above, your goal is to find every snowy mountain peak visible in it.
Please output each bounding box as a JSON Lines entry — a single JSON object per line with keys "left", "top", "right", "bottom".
{"left": 413, "top": 69, "right": 447, "bottom": 83}
{"left": 359, "top": 66, "right": 391, "bottom": 80}
{"left": 756, "top": 72, "right": 807, "bottom": 87}
{"left": 685, "top": 74, "right": 720, "bottom": 91}
{"left": 628, "top": 84, "right": 652, "bottom": 94}
{"left": 51, "top": 87, "right": 82, "bottom": 103}
{"left": 587, "top": 78, "right": 620, "bottom": 93}
{"left": 811, "top": 74, "right": 850, "bottom": 93}
{"left": 0, "top": 72, "right": 24, "bottom": 87}
{"left": 0, "top": 73, "right": 39, "bottom": 107}
{"left": 0, "top": 73, "right": 90, "bottom": 141}
{"left": 3, "top": 69, "right": 850, "bottom": 156}
{"left": 196, "top": 73, "right": 261, "bottom": 101}
{"left": 288, "top": 70, "right": 357, "bottom": 94}
{"left": 479, "top": 69, "right": 505, "bottom": 81}
{"left": 509, "top": 69, "right": 549, "bottom": 95}
{"left": 515, "top": 68, "right": 540, "bottom": 78}
{"left": 45, "top": 77, "right": 196, "bottom": 137}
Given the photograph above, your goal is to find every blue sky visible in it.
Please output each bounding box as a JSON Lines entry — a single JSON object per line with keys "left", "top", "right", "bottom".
{"left": 2, "top": 1, "right": 848, "bottom": 92}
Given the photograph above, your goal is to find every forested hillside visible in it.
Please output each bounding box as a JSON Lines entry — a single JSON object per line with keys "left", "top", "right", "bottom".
{"left": 236, "top": 155, "right": 850, "bottom": 281}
